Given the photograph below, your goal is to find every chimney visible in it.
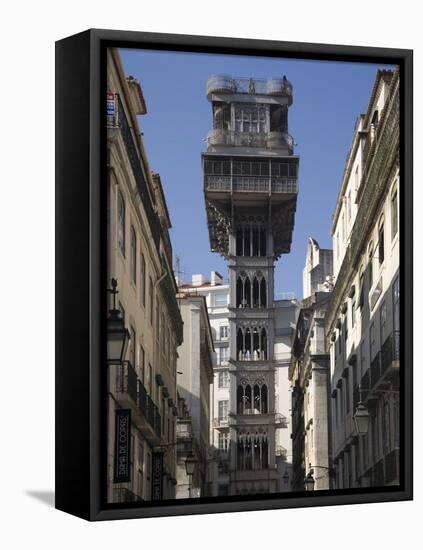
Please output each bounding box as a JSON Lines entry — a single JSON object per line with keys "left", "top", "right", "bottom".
{"left": 211, "top": 271, "right": 223, "bottom": 286}
{"left": 191, "top": 274, "right": 208, "bottom": 286}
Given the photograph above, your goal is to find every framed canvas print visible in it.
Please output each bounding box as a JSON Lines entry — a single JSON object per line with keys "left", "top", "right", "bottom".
{"left": 55, "top": 29, "right": 413, "bottom": 521}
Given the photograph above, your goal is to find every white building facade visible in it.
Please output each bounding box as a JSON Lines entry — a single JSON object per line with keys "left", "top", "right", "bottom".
{"left": 325, "top": 70, "right": 400, "bottom": 489}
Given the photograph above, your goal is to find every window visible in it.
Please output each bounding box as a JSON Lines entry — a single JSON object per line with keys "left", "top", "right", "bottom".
{"left": 337, "top": 331, "right": 342, "bottom": 357}
{"left": 218, "top": 432, "right": 229, "bottom": 452}
{"left": 336, "top": 232, "right": 340, "bottom": 259}
{"left": 218, "top": 370, "right": 229, "bottom": 388}
{"left": 149, "top": 277, "right": 153, "bottom": 325}
{"left": 345, "top": 372, "right": 350, "bottom": 413}
{"left": 380, "top": 300, "right": 387, "bottom": 346}
{"left": 140, "top": 345, "right": 145, "bottom": 383}
{"left": 130, "top": 226, "right": 137, "bottom": 283}
{"left": 393, "top": 275, "right": 400, "bottom": 331}
{"left": 140, "top": 254, "right": 146, "bottom": 306}
{"left": 369, "top": 323, "right": 375, "bottom": 361}
{"left": 339, "top": 384, "right": 344, "bottom": 421}
{"left": 147, "top": 364, "right": 153, "bottom": 395}
{"left": 219, "top": 347, "right": 229, "bottom": 366}
{"left": 341, "top": 213, "right": 346, "bottom": 243}
{"left": 360, "top": 341, "right": 365, "bottom": 379}
{"left": 118, "top": 191, "right": 126, "bottom": 256}
{"left": 218, "top": 400, "right": 228, "bottom": 421}
{"left": 354, "top": 165, "right": 359, "bottom": 193}
{"left": 220, "top": 325, "right": 228, "bottom": 339}
{"left": 391, "top": 189, "right": 398, "bottom": 239}
{"left": 351, "top": 299, "right": 356, "bottom": 328}
{"left": 347, "top": 190, "right": 352, "bottom": 221}
{"left": 130, "top": 326, "right": 136, "bottom": 367}
{"left": 378, "top": 222, "right": 385, "bottom": 265}
{"left": 368, "top": 244, "right": 373, "bottom": 289}
{"left": 358, "top": 270, "right": 364, "bottom": 309}
{"left": 214, "top": 293, "right": 227, "bottom": 307}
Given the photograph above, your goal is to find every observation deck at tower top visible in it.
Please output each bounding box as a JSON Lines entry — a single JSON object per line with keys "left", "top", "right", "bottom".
{"left": 203, "top": 73, "right": 299, "bottom": 259}
{"left": 206, "top": 75, "right": 293, "bottom": 106}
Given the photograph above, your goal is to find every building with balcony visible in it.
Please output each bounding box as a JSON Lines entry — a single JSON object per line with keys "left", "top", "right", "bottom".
{"left": 325, "top": 69, "right": 400, "bottom": 489}
{"left": 175, "top": 292, "right": 215, "bottom": 498}
{"left": 203, "top": 74, "right": 299, "bottom": 495}
{"left": 106, "top": 49, "right": 183, "bottom": 503}
{"left": 177, "top": 272, "right": 231, "bottom": 497}
{"left": 290, "top": 239, "right": 333, "bottom": 491}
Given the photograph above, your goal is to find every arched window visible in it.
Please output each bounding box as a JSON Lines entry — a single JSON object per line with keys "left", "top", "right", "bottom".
{"left": 260, "top": 227, "right": 266, "bottom": 256}
{"left": 236, "top": 227, "right": 243, "bottom": 256}
{"left": 118, "top": 191, "right": 126, "bottom": 256}
{"left": 237, "top": 328, "right": 244, "bottom": 360}
{"left": 261, "top": 327, "right": 267, "bottom": 359}
{"left": 253, "top": 385, "right": 260, "bottom": 413}
{"left": 252, "top": 226, "right": 259, "bottom": 256}
{"left": 244, "top": 277, "right": 251, "bottom": 307}
{"left": 236, "top": 276, "right": 243, "bottom": 307}
{"left": 252, "top": 276, "right": 260, "bottom": 308}
{"left": 260, "top": 276, "right": 267, "bottom": 307}
{"left": 237, "top": 385, "right": 243, "bottom": 414}
{"left": 261, "top": 385, "right": 268, "bottom": 413}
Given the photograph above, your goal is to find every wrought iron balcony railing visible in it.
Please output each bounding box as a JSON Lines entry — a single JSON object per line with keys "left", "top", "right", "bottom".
{"left": 204, "top": 174, "right": 297, "bottom": 194}
{"left": 136, "top": 378, "right": 162, "bottom": 440}
{"left": 116, "top": 361, "right": 138, "bottom": 404}
{"left": 207, "top": 129, "right": 294, "bottom": 151}
{"left": 381, "top": 330, "right": 400, "bottom": 373}
{"left": 206, "top": 75, "right": 293, "bottom": 99}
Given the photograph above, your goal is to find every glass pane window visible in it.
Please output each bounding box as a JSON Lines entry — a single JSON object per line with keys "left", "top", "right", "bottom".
{"left": 118, "top": 191, "right": 126, "bottom": 256}
{"left": 130, "top": 326, "right": 136, "bottom": 368}
{"left": 218, "top": 400, "right": 228, "bottom": 421}
{"left": 391, "top": 189, "right": 398, "bottom": 239}
{"left": 218, "top": 370, "right": 229, "bottom": 388}
{"left": 130, "top": 226, "right": 137, "bottom": 283}
{"left": 214, "top": 293, "right": 228, "bottom": 307}
{"left": 218, "top": 432, "right": 229, "bottom": 451}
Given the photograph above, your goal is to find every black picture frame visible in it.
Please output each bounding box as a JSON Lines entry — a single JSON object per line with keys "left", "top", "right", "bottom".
{"left": 55, "top": 28, "right": 413, "bottom": 521}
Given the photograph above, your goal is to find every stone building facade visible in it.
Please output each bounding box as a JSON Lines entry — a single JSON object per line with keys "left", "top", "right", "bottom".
{"left": 290, "top": 240, "right": 333, "bottom": 491}
{"left": 175, "top": 293, "right": 214, "bottom": 498}
{"left": 177, "top": 272, "right": 231, "bottom": 497}
{"left": 325, "top": 70, "right": 400, "bottom": 489}
{"left": 106, "top": 48, "right": 183, "bottom": 503}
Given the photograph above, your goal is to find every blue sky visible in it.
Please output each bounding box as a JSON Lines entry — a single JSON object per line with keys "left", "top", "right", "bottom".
{"left": 119, "top": 48, "right": 394, "bottom": 298}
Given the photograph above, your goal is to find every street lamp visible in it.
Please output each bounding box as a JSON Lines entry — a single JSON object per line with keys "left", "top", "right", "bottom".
{"left": 305, "top": 471, "right": 315, "bottom": 491}
{"left": 185, "top": 452, "right": 197, "bottom": 498}
{"left": 353, "top": 401, "right": 370, "bottom": 435}
{"left": 107, "top": 278, "right": 130, "bottom": 365}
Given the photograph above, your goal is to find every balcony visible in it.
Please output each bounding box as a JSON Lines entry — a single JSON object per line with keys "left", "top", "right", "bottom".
{"left": 275, "top": 413, "right": 289, "bottom": 428}
{"left": 355, "top": 331, "right": 400, "bottom": 405}
{"left": 206, "top": 75, "right": 293, "bottom": 103}
{"left": 213, "top": 418, "right": 229, "bottom": 429}
{"left": 381, "top": 330, "right": 400, "bottom": 374}
{"left": 116, "top": 362, "right": 138, "bottom": 407}
{"left": 204, "top": 174, "right": 297, "bottom": 195}
{"left": 133, "top": 378, "right": 161, "bottom": 443}
{"left": 207, "top": 129, "right": 294, "bottom": 151}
